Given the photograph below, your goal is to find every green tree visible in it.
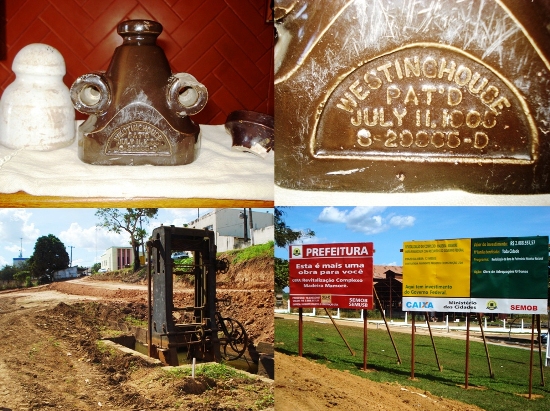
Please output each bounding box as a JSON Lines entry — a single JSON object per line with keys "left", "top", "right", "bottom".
{"left": 0, "top": 265, "right": 17, "bottom": 282}
{"left": 95, "top": 208, "right": 158, "bottom": 272}
{"left": 13, "top": 270, "right": 31, "bottom": 287}
{"left": 274, "top": 257, "right": 289, "bottom": 292}
{"left": 274, "top": 207, "right": 315, "bottom": 291}
{"left": 274, "top": 207, "right": 315, "bottom": 248}
{"left": 91, "top": 262, "right": 101, "bottom": 273}
{"left": 30, "top": 234, "right": 70, "bottom": 283}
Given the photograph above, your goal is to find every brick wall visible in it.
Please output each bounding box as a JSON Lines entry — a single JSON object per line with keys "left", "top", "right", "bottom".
{"left": 0, "top": 0, "right": 274, "bottom": 124}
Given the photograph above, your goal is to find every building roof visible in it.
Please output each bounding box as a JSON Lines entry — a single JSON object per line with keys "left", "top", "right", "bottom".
{"left": 373, "top": 265, "right": 402, "bottom": 280}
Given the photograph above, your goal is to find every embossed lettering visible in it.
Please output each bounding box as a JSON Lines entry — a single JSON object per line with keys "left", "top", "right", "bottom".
{"left": 447, "top": 87, "right": 462, "bottom": 106}
{"left": 404, "top": 86, "right": 419, "bottom": 105}
{"left": 431, "top": 131, "right": 445, "bottom": 148}
{"left": 107, "top": 121, "right": 170, "bottom": 155}
{"left": 385, "top": 129, "right": 398, "bottom": 147}
{"left": 454, "top": 65, "right": 472, "bottom": 86}
{"left": 438, "top": 58, "right": 456, "bottom": 81}
{"left": 422, "top": 85, "right": 437, "bottom": 105}
{"left": 377, "top": 61, "right": 394, "bottom": 82}
{"left": 474, "top": 131, "right": 489, "bottom": 149}
{"left": 349, "top": 80, "right": 369, "bottom": 100}
{"left": 337, "top": 93, "right": 357, "bottom": 113}
{"left": 468, "top": 72, "right": 488, "bottom": 94}
{"left": 394, "top": 59, "right": 404, "bottom": 79}
{"left": 365, "top": 72, "right": 382, "bottom": 89}
{"left": 379, "top": 108, "right": 393, "bottom": 127}
{"left": 393, "top": 108, "right": 407, "bottom": 126}
{"left": 465, "top": 111, "right": 481, "bottom": 128}
{"left": 319, "top": 44, "right": 535, "bottom": 162}
{"left": 404, "top": 56, "right": 420, "bottom": 77}
{"left": 387, "top": 85, "right": 401, "bottom": 104}
{"left": 357, "top": 129, "right": 372, "bottom": 147}
{"left": 422, "top": 57, "right": 438, "bottom": 78}
{"left": 400, "top": 130, "right": 413, "bottom": 147}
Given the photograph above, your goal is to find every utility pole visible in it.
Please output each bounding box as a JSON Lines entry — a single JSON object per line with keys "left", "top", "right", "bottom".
{"left": 248, "top": 208, "right": 254, "bottom": 245}
{"left": 139, "top": 215, "right": 145, "bottom": 264}
{"left": 68, "top": 246, "right": 75, "bottom": 267}
{"left": 19, "top": 237, "right": 23, "bottom": 258}
{"left": 241, "top": 209, "right": 248, "bottom": 243}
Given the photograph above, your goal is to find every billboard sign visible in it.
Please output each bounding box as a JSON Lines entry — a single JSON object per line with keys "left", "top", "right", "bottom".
{"left": 289, "top": 242, "right": 374, "bottom": 309}
{"left": 403, "top": 236, "right": 548, "bottom": 314}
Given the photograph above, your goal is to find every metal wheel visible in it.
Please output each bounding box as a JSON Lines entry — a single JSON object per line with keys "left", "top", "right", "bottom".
{"left": 216, "top": 257, "right": 230, "bottom": 274}
{"left": 217, "top": 317, "right": 247, "bottom": 360}
{"left": 224, "top": 318, "right": 248, "bottom": 360}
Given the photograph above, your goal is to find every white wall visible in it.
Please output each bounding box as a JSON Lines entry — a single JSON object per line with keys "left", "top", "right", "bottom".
{"left": 188, "top": 209, "right": 274, "bottom": 238}
{"left": 53, "top": 266, "right": 78, "bottom": 280}
{"left": 252, "top": 225, "right": 274, "bottom": 245}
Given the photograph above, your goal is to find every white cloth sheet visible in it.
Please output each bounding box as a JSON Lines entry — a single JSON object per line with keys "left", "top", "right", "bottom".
{"left": 0, "top": 124, "right": 274, "bottom": 201}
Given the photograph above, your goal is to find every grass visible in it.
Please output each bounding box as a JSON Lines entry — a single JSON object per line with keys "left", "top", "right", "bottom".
{"left": 171, "top": 242, "right": 275, "bottom": 271}
{"left": 98, "top": 327, "right": 125, "bottom": 338}
{"left": 96, "top": 340, "right": 117, "bottom": 356}
{"left": 224, "top": 241, "right": 274, "bottom": 264}
{"left": 164, "top": 363, "right": 250, "bottom": 381}
{"left": 254, "top": 388, "right": 275, "bottom": 409}
{"left": 124, "top": 315, "right": 147, "bottom": 327}
{"left": 275, "top": 317, "right": 550, "bottom": 411}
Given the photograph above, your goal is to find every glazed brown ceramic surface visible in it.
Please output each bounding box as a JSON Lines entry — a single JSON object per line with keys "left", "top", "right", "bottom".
{"left": 225, "top": 110, "right": 274, "bottom": 158}
{"left": 274, "top": 0, "right": 550, "bottom": 193}
{"left": 71, "top": 20, "right": 207, "bottom": 165}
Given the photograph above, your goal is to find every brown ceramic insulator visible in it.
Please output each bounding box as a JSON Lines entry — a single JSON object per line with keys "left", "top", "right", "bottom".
{"left": 274, "top": 0, "right": 550, "bottom": 194}
{"left": 71, "top": 19, "right": 207, "bottom": 166}
{"left": 225, "top": 110, "right": 274, "bottom": 158}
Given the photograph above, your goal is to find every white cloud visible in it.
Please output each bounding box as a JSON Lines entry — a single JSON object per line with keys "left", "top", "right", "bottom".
{"left": 318, "top": 206, "right": 349, "bottom": 223}
{"left": 59, "top": 223, "right": 128, "bottom": 252}
{"left": 389, "top": 215, "right": 415, "bottom": 228}
{"left": 0, "top": 209, "right": 40, "bottom": 256}
{"left": 5, "top": 245, "right": 21, "bottom": 254}
{"left": 164, "top": 208, "right": 213, "bottom": 227}
{"left": 317, "top": 207, "right": 415, "bottom": 235}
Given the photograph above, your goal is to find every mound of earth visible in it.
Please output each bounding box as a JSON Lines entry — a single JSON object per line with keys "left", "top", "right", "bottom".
{"left": 275, "top": 352, "right": 483, "bottom": 411}
{"left": 0, "top": 293, "right": 273, "bottom": 410}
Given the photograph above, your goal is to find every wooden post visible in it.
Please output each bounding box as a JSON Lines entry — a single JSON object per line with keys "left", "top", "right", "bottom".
{"left": 325, "top": 308, "right": 355, "bottom": 356}
{"left": 298, "top": 307, "right": 303, "bottom": 357}
{"left": 363, "top": 309, "right": 368, "bottom": 370}
{"left": 465, "top": 315, "right": 470, "bottom": 389}
{"left": 411, "top": 313, "right": 416, "bottom": 379}
{"left": 529, "top": 314, "right": 535, "bottom": 399}
{"left": 537, "top": 314, "right": 545, "bottom": 386}
{"left": 374, "top": 288, "right": 402, "bottom": 364}
{"left": 477, "top": 313, "right": 494, "bottom": 378}
{"left": 424, "top": 312, "right": 442, "bottom": 371}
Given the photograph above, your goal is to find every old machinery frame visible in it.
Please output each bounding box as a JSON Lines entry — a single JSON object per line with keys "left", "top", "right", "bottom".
{"left": 146, "top": 226, "right": 220, "bottom": 366}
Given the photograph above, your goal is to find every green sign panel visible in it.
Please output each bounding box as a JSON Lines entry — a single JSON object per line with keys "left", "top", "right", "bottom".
{"left": 471, "top": 236, "right": 548, "bottom": 299}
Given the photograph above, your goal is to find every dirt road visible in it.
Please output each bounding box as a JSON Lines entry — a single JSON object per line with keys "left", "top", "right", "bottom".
{"left": 0, "top": 279, "right": 274, "bottom": 410}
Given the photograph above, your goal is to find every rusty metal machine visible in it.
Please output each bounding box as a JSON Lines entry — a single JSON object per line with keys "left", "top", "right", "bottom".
{"left": 146, "top": 225, "right": 246, "bottom": 366}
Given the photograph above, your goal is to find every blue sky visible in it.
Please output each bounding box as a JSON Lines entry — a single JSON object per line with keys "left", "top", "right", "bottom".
{"left": 0, "top": 208, "right": 271, "bottom": 268}
{"left": 275, "top": 206, "right": 550, "bottom": 265}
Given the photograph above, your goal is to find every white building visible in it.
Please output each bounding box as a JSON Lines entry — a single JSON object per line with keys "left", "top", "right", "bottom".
{"left": 53, "top": 266, "right": 78, "bottom": 281}
{"left": 187, "top": 209, "right": 274, "bottom": 252}
{"left": 12, "top": 257, "right": 29, "bottom": 268}
{"left": 100, "top": 246, "right": 144, "bottom": 272}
